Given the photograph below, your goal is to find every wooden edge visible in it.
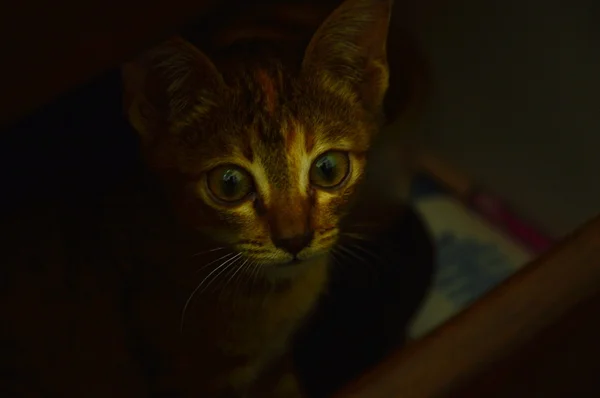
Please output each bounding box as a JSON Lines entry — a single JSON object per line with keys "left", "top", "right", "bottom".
{"left": 335, "top": 213, "right": 600, "bottom": 398}
{"left": 449, "top": 289, "right": 600, "bottom": 397}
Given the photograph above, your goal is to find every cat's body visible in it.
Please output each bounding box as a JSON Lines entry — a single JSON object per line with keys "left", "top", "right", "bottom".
{"left": 1, "top": 0, "right": 434, "bottom": 397}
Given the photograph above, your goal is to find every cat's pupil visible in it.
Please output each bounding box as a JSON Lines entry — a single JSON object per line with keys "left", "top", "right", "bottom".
{"left": 221, "top": 170, "right": 240, "bottom": 197}
{"left": 316, "top": 156, "right": 336, "bottom": 181}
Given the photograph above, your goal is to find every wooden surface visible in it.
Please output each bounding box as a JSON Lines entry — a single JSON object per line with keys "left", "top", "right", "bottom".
{"left": 336, "top": 214, "right": 600, "bottom": 398}
{"left": 450, "top": 290, "right": 600, "bottom": 398}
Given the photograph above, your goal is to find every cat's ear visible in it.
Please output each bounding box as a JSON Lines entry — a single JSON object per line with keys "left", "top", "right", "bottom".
{"left": 122, "top": 36, "right": 225, "bottom": 141}
{"left": 302, "top": 0, "right": 392, "bottom": 113}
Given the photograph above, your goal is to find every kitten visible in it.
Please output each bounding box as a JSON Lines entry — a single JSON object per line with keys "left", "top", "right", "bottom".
{"left": 0, "top": 0, "right": 395, "bottom": 397}
{"left": 121, "top": 0, "right": 393, "bottom": 395}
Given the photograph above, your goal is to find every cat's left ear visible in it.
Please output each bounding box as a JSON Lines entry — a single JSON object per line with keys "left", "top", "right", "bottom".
{"left": 122, "top": 36, "right": 226, "bottom": 142}
{"left": 302, "top": 0, "right": 392, "bottom": 114}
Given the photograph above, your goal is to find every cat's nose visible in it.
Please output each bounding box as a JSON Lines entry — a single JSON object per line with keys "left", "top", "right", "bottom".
{"left": 273, "top": 232, "right": 314, "bottom": 255}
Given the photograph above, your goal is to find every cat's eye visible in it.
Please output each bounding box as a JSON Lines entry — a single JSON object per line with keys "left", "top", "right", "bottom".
{"left": 310, "top": 151, "right": 350, "bottom": 189}
{"left": 206, "top": 165, "right": 254, "bottom": 203}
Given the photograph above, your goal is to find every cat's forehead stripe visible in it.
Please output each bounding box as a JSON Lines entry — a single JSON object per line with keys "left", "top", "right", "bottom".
{"left": 249, "top": 119, "right": 306, "bottom": 199}
{"left": 255, "top": 69, "right": 278, "bottom": 115}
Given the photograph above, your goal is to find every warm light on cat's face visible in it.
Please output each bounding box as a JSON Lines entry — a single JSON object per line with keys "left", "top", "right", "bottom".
{"left": 192, "top": 144, "right": 364, "bottom": 276}
{"left": 122, "top": 0, "right": 391, "bottom": 283}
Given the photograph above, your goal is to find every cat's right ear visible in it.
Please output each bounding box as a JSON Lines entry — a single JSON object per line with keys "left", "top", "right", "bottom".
{"left": 122, "top": 37, "right": 226, "bottom": 142}
{"left": 302, "top": 0, "right": 392, "bottom": 115}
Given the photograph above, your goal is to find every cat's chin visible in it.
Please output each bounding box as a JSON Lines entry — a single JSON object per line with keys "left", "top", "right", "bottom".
{"left": 262, "top": 255, "right": 328, "bottom": 282}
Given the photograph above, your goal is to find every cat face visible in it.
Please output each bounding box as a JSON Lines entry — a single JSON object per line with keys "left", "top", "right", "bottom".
{"left": 122, "top": 0, "right": 392, "bottom": 276}
{"left": 166, "top": 73, "right": 373, "bottom": 269}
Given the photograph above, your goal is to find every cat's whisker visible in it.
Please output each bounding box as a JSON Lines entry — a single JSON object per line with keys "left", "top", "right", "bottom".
{"left": 194, "top": 252, "right": 234, "bottom": 274}
{"left": 241, "top": 259, "right": 255, "bottom": 284}
{"left": 219, "top": 257, "right": 248, "bottom": 298}
{"left": 329, "top": 249, "right": 342, "bottom": 267}
{"left": 337, "top": 244, "right": 371, "bottom": 268}
{"left": 346, "top": 241, "right": 385, "bottom": 263}
{"left": 233, "top": 259, "right": 254, "bottom": 298}
{"left": 340, "top": 232, "right": 371, "bottom": 242}
{"left": 180, "top": 252, "right": 242, "bottom": 332}
{"left": 249, "top": 261, "right": 262, "bottom": 294}
{"left": 190, "top": 247, "right": 226, "bottom": 258}
{"left": 330, "top": 246, "right": 352, "bottom": 267}
{"left": 340, "top": 231, "right": 386, "bottom": 265}
{"left": 222, "top": 258, "right": 248, "bottom": 295}
{"left": 201, "top": 254, "right": 243, "bottom": 295}
{"left": 216, "top": 257, "right": 243, "bottom": 299}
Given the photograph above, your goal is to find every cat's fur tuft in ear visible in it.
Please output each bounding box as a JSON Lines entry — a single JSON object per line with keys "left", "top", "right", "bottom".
{"left": 302, "top": 0, "right": 392, "bottom": 114}
{"left": 122, "top": 36, "right": 226, "bottom": 141}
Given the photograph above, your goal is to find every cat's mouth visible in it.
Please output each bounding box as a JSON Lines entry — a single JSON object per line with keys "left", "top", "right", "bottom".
{"left": 283, "top": 257, "right": 303, "bottom": 266}
{"left": 279, "top": 250, "right": 329, "bottom": 267}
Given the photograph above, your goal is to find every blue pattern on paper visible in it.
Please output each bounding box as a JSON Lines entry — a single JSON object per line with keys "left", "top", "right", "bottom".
{"left": 434, "top": 231, "right": 515, "bottom": 307}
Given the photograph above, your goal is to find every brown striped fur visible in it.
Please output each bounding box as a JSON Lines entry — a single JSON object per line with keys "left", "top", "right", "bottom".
{"left": 119, "top": 0, "right": 393, "bottom": 396}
